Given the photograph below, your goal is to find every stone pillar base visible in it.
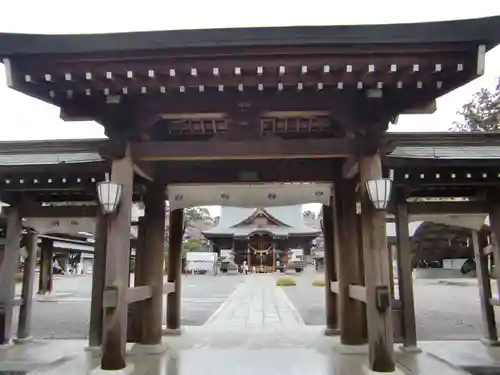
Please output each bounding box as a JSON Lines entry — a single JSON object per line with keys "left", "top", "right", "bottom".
{"left": 129, "top": 343, "right": 169, "bottom": 355}
{"left": 162, "top": 327, "right": 182, "bottom": 336}
{"left": 0, "top": 342, "right": 14, "bottom": 350}
{"left": 324, "top": 328, "right": 340, "bottom": 336}
{"left": 84, "top": 345, "right": 102, "bottom": 354}
{"left": 91, "top": 364, "right": 135, "bottom": 375}
{"left": 13, "top": 336, "right": 33, "bottom": 344}
{"left": 481, "top": 338, "right": 500, "bottom": 347}
{"left": 337, "top": 344, "right": 368, "bottom": 354}
{"left": 398, "top": 344, "right": 422, "bottom": 353}
{"left": 362, "top": 364, "right": 404, "bottom": 375}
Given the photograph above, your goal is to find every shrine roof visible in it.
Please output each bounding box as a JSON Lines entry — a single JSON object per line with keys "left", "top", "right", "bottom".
{"left": 202, "top": 206, "right": 320, "bottom": 237}
{"left": 1, "top": 16, "right": 500, "bottom": 56}
{"left": 0, "top": 138, "right": 106, "bottom": 166}
{"left": 386, "top": 132, "right": 500, "bottom": 161}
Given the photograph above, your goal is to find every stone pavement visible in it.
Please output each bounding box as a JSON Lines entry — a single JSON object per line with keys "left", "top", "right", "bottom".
{"left": 204, "top": 274, "right": 304, "bottom": 330}
{"left": 1, "top": 273, "right": 498, "bottom": 374}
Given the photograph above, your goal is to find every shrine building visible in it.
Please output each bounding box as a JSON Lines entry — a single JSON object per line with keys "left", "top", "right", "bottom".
{"left": 202, "top": 205, "right": 320, "bottom": 271}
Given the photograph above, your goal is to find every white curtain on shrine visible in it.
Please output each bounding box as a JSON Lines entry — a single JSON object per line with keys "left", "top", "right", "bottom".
{"left": 167, "top": 182, "right": 332, "bottom": 210}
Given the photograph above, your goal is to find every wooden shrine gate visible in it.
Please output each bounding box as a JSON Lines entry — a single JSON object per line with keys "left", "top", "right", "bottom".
{"left": 1, "top": 15, "right": 499, "bottom": 373}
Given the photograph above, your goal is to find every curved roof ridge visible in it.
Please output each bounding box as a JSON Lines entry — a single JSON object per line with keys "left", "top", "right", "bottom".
{"left": 1, "top": 16, "right": 500, "bottom": 56}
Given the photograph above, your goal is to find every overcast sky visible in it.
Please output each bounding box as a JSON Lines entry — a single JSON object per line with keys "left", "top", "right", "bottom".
{"left": 1, "top": 1, "right": 499, "bottom": 215}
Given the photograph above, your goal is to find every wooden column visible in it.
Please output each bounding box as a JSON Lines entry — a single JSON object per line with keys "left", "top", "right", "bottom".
{"left": 101, "top": 148, "right": 134, "bottom": 371}
{"left": 488, "top": 197, "right": 500, "bottom": 309}
{"left": 322, "top": 199, "right": 338, "bottom": 335}
{"left": 88, "top": 212, "right": 107, "bottom": 348}
{"left": 272, "top": 246, "right": 276, "bottom": 272}
{"left": 335, "top": 180, "right": 364, "bottom": 345}
{"left": 138, "top": 182, "right": 166, "bottom": 344}
{"left": 472, "top": 229, "right": 498, "bottom": 344}
{"left": 0, "top": 206, "right": 22, "bottom": 345}
{"left": 128, "top": 217, "right": 146, "bottom": 342}
{"left": 395, "top": 193, "right": 418, "bottom": 350}
{"left": 166, "top": 208, "right": 184, "bottom": 334}
{"left": 17, "top": 229, "right": 38, "bottom": 341}
{"left": 357, "top": 213, "right": 368, "bottom": 341}
{"left": 359, "top": 152, "right": 395, "bottom": 372}
{"left": 38, "top": 239, "right": 53, "bottom": 294}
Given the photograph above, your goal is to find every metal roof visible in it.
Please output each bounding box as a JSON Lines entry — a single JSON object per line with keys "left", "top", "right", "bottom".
{"left": 389, "top": 146, "right": 500, "bottom": 160}
{"left": 1, "top": 16, "right": 499, "bottom": 56}
{"left": 0, "top": 152, "right": 103, "bottom": 166}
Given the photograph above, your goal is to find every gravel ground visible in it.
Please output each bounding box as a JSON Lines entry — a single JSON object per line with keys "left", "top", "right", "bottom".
{"left": 11, "top": 273, "right": 244, "bottom": 339}
{"left": 10, "top": 271, "right": 498, "bottom": 341}
{"left": 282, "top": 270, "right": 500, "bottom": 341}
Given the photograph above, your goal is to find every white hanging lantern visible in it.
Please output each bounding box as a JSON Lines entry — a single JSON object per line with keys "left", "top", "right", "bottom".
{"left": 96, "top": 181, "right": 123, "bottom": 214}
{"left": 365, "top": 178, "right": 393, "bottom": 210}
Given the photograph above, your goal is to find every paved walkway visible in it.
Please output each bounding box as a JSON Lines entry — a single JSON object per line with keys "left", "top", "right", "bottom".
{"left": 205, "top": 274, "right": 304, "bottom": 330}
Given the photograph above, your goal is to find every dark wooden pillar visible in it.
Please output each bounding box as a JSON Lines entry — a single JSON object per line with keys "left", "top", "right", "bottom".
{"left": 166, "top": 208, "right": 183, "bottom": 334}
{"left": 101, "top": 149, "right": 134, "bottom": 371}
{"left": 0, "top": 206, "right": 22, "bottom": 345}
{"left": 359, "top": 152, "right": 395, "bottom": 372}
{"left": 322, "top": 198, "right": 338, "bottom": 335}
{"left": 138, "top": 182, "right": 166, "bottom": 344}
{"left": 128, "top": 216, "right": 146, "bottom": 343}
{"left": 88, "top": 212, "right": 107, "bottom": 348}
{"left": 395, "top": 192, "right": 418, "bottom": 350}
{"left": 17, "top": 229, "right": 38, "bottom": 341}
{"left": 472, "top": 229, "right": 498, "bottom": 344}
{"left": 335, "top": 180, "right": 364, "bottom": 345}
{"left": 38, "top": 239, "right": 53, "bottom": 295}
{"left": 357, "top": 213, "right": 368, "bottom": 341}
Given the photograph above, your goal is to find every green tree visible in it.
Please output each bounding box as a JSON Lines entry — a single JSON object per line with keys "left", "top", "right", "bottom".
{"left": 184, "top": 207, "right": 212, "bottom": 223}
{"left": 183, "top": 237, "right": 204, "bottom": 252}
{"left": 452, "top": 77, "right": 500, "bottom": 132}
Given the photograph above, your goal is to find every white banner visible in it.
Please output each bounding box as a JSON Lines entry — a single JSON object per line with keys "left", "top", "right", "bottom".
{"left": 167, "top": 182, "right": 332, "bottom": 210}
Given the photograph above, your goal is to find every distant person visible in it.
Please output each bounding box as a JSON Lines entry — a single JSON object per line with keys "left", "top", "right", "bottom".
{"left": 276, "top": 259, "right": 280, "bottom": 272}
{"left": 243, "top": 261, "right": 249, "bottom": 275}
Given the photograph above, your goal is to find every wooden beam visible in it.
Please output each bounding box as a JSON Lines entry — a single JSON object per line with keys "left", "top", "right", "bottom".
{"left": 483, "top": 244, "right": 493, "bottom": 256}
{"left": 17, "top": 230, "right": 38, "bottom": 340}
{"left": 0, "top": 206, "right": 22, "bottom": 344}
{"left": 138, "top": 182, "right": 166, "bottom": 345}
{"left": 322, "top": 201, "right": 338, "bottom": 335}
{"left": 131, "top": 138, "right": 354, "bottom": 161}
{"left": 342, "top": 156, "right": 358, "bottom": 179}
{"left": 19, "top": 205, "right": 99, "bottom": 218}
{"left": 348, "top": 285, "right": 367, "bottom": 303}
{"left": 126, "top": 286, "right": 153, "bottom": 304}
{"left": 163, "top": 282, "right": 175, "bottom": 294}
{"left": 330, "top": 281, "right": 339, "bottom": 294}
{"left": 166, "top": 209, "right": 183, "bottom": 334}
{"left": 133, "top": 161, "right": 155, "bottom": 181}
{"left": 101, "top": 145, "right": 134, "bottom": 371}
{"left": 88, "top": 213, "right": 107, "bottom": 347}
{"left": 395, "top": 194, "right": 418, "bottom": 349}
{"left": 159, "top": 158, "right": 338, "bottom": 184}
{"left": 336, "top": 179, "right": 365, "bottom": 345}
{"left": 472, "top": 229, "right": 499, "bottom": 344}
{"left": 359, "top": 151, "right": 395, "bottom": 372}
{"left": 406, "top": 201, "right": 488, "bottom": 215}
